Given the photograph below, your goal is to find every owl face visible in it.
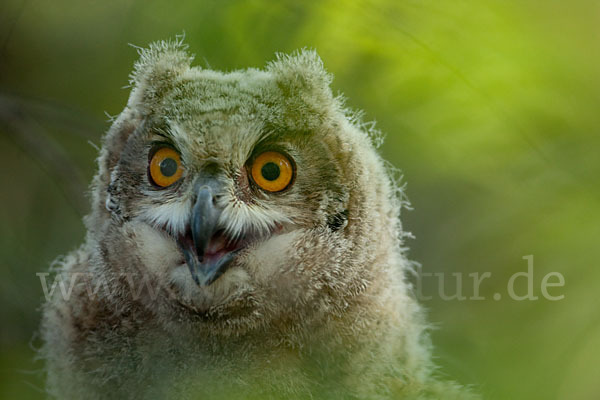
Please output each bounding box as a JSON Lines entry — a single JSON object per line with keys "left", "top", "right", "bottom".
{"left": 95, "top": 41, "right": 388, "bottom": 327}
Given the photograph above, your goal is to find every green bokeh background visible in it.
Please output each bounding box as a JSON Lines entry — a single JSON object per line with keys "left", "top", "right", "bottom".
{"left": 1, "top": 1, "right": 598, "bottom": 399}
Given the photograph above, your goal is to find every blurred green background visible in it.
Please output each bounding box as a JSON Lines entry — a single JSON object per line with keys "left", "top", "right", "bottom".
{"left": 1, "top": 0, "right": 599, "bottom": 399}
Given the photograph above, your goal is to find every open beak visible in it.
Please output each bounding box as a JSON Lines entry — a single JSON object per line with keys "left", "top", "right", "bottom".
{"left": 177, "top": 176, "right": 241, "bottom": 286}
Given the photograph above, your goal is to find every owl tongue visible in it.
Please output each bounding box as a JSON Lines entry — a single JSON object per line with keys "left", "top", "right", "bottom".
{"left": 177, "top": 226, "right": 242, "bottom": 286}
{"left": 204, "top": 231, "right": 232, "bottom": 260}
{"left": 206, "top": 233, "right": 227, "bottom": 255}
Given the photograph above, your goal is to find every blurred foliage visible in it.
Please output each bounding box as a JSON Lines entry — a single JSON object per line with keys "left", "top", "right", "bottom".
{"left": 1, "top": 0, "right": 599, "bottom": 399}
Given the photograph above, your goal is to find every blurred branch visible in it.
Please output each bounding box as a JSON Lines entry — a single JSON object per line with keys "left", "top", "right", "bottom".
{"left": 389, "top": 24, "right": 598, "bottom": 199}
{"left": 0, "top": 93, "right": 102, "bottom": 217}
{"left": 3, "top": 93, "right": 104, "bottom": 140}
{"left": 1, "top": 0, "right": 30, "bottom": 63}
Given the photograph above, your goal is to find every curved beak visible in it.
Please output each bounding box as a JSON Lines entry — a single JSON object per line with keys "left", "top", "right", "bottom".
{"left": 191, "top": 181, "right": 221, "bottom": 263}
{"left": 178, "top": 176, "right": 237, "bottom": 286}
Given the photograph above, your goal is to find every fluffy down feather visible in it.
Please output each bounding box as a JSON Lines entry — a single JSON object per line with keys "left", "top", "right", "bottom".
{"left": 41, "top": 37, "right": 478, "bottom": 399}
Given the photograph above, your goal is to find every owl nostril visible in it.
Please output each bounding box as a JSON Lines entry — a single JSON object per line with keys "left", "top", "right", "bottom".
{"left": 193, "top": 186, "right": 222, "bottom": 207}
{"left": 194, "top": 163, "right": 226, "bottom": 203}
{"left": 214, "top": 192, "right": 229, "bottom": 205}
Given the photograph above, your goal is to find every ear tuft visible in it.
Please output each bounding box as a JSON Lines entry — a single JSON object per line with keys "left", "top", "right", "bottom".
{"left": 127, "top": 37, "right": 194, "bottom": 111}
{"left": 267, "top": 48, "right": 333, "bottom": 98}
{"left": 266, "top": 49, "right": 337, "bottom": 129}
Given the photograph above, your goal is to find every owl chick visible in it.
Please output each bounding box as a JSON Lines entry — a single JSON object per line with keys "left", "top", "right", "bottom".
{"left": 41, "top": 38, "right": 475, "bottom": 400}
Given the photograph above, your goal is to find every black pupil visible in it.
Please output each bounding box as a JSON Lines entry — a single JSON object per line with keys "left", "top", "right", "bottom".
{"left": 261, "top": 162, "right": 280, "bottom": 181}
{"left": 160, "top": 158, "right": 178, "bottom": 177}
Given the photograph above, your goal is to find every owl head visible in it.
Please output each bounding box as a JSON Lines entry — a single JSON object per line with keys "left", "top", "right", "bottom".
{"left": 88, "top": 38, "right": 404, "bottom": 336}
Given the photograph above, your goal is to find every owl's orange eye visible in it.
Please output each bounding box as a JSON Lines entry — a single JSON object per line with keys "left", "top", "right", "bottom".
{"left": 149, "top": 146, "right": 184, "bottom": 188}
{"left": 250, "top": 151, "right": 294, "bottom": 192}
